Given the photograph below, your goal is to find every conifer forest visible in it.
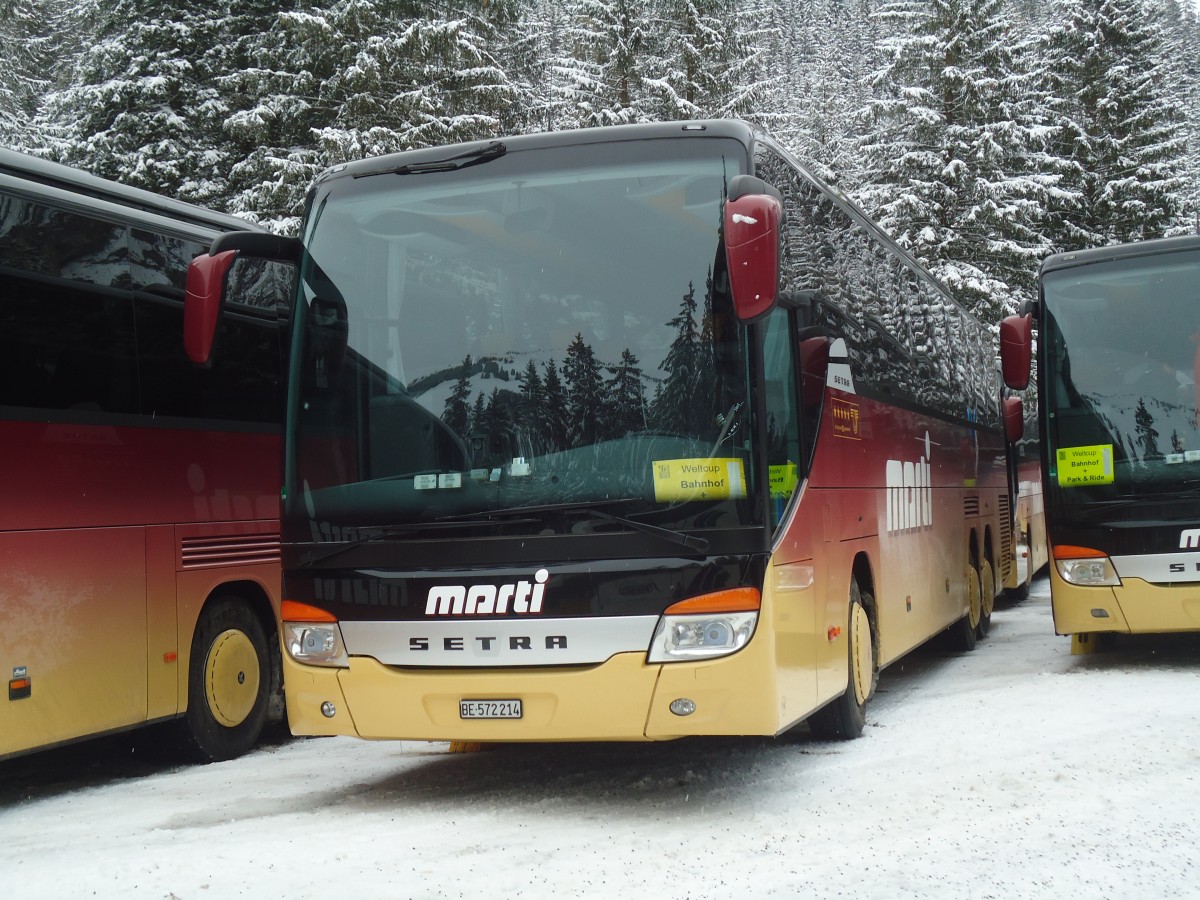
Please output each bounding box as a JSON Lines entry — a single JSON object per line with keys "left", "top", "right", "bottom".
{"left": 3, "top": 0, "right": 1199, "bottom": 326}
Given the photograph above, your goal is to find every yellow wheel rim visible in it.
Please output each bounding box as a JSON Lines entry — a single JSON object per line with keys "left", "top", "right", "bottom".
{"left": 980, "top": 560, "right": 995, "bottom": 620}
{"left": 966, "top": 567, "right": 982, "bottom": 630}
{"left": 850, "top": 602, "right": 874, "bottom": 706}
{"left": 204, "top": 628, "right": 261, "bottom": 728}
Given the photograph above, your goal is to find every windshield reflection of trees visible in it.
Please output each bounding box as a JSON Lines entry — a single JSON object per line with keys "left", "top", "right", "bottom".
{"left": 435, "top": 271, "right": 741, "bottom": 476}
{"left": 1053, "top": 345, "right": 1200, "bottom": 492}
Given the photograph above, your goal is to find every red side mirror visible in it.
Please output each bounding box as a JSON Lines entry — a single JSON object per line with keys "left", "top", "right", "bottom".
{"left": 184, "top": 249, "right": 239, "bottom": 366}
{"left": 1003, "top": 395, "right": 1024, "bottom": 444}
{"left": 724, "top": 188, "right": 783, "bottom": 322}
{"left": 999, "top": 313, "right": 1032, "bottom": 391}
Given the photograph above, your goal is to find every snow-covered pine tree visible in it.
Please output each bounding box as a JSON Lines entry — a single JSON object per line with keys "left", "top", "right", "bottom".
{"left": 1154, "top": 0, "right": 1200, "bottom": 231}
{"left": 210, "top": 2, "right": 324, "bottom": 231}
{"left": 856, "top": 0, "right": 1053, "bottom": 320}
{"left": 559, "top": 0, "right": 658, "bottom": 126}
{"left": 0, "top": 0, "right": 73, "bottom": 151}
{"left": 647, "top": 0, "right": 757, "bottom": 121}
{"left": 748, "top": 0, "right": 879, "bottom": 185}
{"left": 511, "top": 0, "right": 573, "bottom": 132}
{"left": 222, "top": 0, "right": 525, "bottom": 229}
{"left": 1039, "top": 0, "right": 1186, "bottom": 249}
{"left": 34, "top": 1, "right": 234, "bottom": 202}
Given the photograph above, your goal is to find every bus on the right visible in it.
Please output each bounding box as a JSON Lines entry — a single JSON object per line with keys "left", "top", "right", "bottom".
{"left": 1000, "top": 235, "right": 1200, "bottom": 651}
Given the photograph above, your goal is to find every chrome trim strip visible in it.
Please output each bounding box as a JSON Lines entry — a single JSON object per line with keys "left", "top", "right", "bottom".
{"left": 339, "top": 615, "right": 661, "bottom": 667}
{"left": 1112, "top": 552, "right": 1200, "bottom": 585}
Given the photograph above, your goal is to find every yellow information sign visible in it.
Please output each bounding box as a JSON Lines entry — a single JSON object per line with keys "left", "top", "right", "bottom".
{"left": 1056, "top": 444, "right": 1115, "bottom": 487}
{"left": 769, "top": 463, "right": 798, "bottom": 499}
{"left": 652, "top": 458, "right": 746, "bottom": 502}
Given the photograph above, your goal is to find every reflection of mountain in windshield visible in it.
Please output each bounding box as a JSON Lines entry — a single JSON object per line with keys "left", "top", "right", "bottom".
{"left": 430, "top": 279, "right": 735, "bottom": 473}
{"left": 293, "top": 140, "right": 754, "bottom": 525}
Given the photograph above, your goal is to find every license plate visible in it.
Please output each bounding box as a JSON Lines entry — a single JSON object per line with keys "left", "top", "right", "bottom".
{"left": 459, "top": 699, "right": 522, "bottom": 719}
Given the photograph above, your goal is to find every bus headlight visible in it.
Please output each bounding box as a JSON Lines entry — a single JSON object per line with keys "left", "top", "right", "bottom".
{"left": 1054, "top": 546, "right": 1120, "bottom": 587}
{"left": 283, "top": 622, "right": 348, "bottom": 666}
{"left": 647, "top": 587, "right": 760, "bottom": 663}
{"left": 647, "top": 611, "right": 758, "bottom": 662}
{"left": 281, "top": 600, "right": 349, "bottom": 667}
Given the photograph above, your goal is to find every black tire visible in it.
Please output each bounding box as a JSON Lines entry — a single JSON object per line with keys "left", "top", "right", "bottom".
{"left": 178, "top": 596, "right": 270, "bottom": 762}
{"left": 946, "top": 564, "right": 980, "bottom": 652}
{"left": 1002, "top": 582, "right": 1029, "bottom": 605}
{"left": 809, "top": 579, "right": 876, "bottom": 740}
{"left": 977, "top": 558, "right": 995, "bottom": 639}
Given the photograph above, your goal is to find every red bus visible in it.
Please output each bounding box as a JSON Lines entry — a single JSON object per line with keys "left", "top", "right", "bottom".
{"left": 189, "top": 120, "right": 1020, "bottom": 742}
{"left": 0, "top": 149, "right": 287, "bottom": 761}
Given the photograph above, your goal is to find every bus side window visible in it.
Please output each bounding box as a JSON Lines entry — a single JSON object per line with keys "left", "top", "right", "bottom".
{"left": 797, "top": 328, "right": 830, "bottom": 468}
{"left": 0, "top": 194, "right": 138, "bottom": 414}
{"left": 762, "top": 307, "right": 802, "bottom": 528}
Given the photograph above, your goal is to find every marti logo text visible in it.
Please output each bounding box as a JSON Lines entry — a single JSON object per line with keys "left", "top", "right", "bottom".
{"left": 886, "top": 432, "right": 933, "bottom": 533}
{"left": 426, "top": 569, "right": 550, "bottom": 616}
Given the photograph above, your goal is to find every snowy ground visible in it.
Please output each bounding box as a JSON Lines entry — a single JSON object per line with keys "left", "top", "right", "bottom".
{"left": 4, "top": 575, "right": 1200, "bottom": 900}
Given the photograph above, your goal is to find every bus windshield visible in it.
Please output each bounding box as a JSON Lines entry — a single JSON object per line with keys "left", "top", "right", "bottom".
{"left": 1041, "top": 248, "right": 1200, "bottom": 505}
{"left": 289, "top": 137, "right": 756, "bottom": 535}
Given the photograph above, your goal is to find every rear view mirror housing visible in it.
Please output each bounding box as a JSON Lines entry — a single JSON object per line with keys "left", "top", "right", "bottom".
{"left": 184, "top": 250, "right": 239, "bottom": 366}
{"left": 724, "top": 175, "right": 784, "bottom": 323}
{"left": 184, "top": 231, "right": 302, "bottom": 366}
{"left": 999, "top": 313, "right": 1033, "bottom": 391}
{"left": 1003, "top": 395, "right": 1024, "bottom": 444}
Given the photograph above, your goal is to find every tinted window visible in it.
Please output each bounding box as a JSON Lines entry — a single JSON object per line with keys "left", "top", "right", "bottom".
{"left": 1, "top": 192, "right": 283, "bottom": 423}
{"left": 754, "top": 144, "right": 996, "bottom": 427}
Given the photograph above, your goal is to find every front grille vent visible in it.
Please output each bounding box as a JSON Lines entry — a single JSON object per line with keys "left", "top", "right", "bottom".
{"left": 963, "top": 496, "right": 980, "bottom": 518}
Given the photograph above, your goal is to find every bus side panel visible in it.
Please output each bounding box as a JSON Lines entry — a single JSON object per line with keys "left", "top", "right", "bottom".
{"left": 768, "top": 493, "right": 824, "bottom": 730}
{"left": 4, "top": 420, "right": 278, "bottom": 533}
{"left": 146, "top": 525, "right": 180, "bottom": 720}
{"left": 0, "top": 528, "right": 147, "bottom": 757}
{"left": 801, "top": 390, "right": 1008, "bottom": 669}
{"left": 2, "top": 419, "right": 279, "bottom": 755}
{"left": 804, "top": 393, "right": 949, "bottom": 666}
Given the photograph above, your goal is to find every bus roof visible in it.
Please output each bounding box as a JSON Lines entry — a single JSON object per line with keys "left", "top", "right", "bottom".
{"left": 1040, "top": 234, "right": 1200, "bottom": 277}
{"left": 307, "top": 118, "right": 974, "bottom": 326}
{"left": 313, "top": 119, "right": 760, "bottom": 185}
{"left": 0, "top": 147, "right": 256, "bottom": 234}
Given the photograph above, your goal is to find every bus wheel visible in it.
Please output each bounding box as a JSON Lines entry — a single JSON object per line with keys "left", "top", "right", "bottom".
{"left": 179, "top": 596, "right": 269, "bottom": 762}
{"left": 947, "top": 566, "right": 980, "bottom": 652}
{"left": 977, "top": 559, "right": 995, "bottom": 639}
{"left": 808, "top": 579, "right": 876, "bottom": 740}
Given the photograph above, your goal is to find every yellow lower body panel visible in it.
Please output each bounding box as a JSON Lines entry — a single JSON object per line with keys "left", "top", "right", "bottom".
{"left": 285, "top": 626, "right": 783, "bottom": 742}
{"left": 1051, "top": 570, "right": 1200, "bottom": 635}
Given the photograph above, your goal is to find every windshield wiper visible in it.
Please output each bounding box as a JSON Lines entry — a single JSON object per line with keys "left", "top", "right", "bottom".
{"left": 437, "top": 499, "right": 710, "bottom": 553}
{"left": 1073, "top": 488, "right": 1200, "bottom": 523}
{"left": 582, "top": 508, "right": 710, "bottom": 553}
{"left": 296, "top": 498, "right": 709, "bottom": 568}
{"left": 354, "top": 141, "right": 506, "bottom": 178}
{"left": 293, "top": 518, "right": 533, "bottom": 568}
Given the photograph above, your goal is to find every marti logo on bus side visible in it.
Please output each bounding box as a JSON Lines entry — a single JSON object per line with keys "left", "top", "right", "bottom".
{"left": 426, "top": 569, "right": 550, "bottom": 616}
{"left": 885, "top": 432, "right": 933, "bottom": 533}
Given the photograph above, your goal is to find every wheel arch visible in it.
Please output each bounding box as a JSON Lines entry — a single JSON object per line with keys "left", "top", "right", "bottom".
{"left": 187, "top": 578, "right": 284, "bottom": 729}
{"left": 850, "top": 551, "right": 879, "bottom": 655}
